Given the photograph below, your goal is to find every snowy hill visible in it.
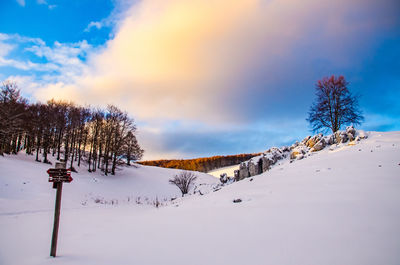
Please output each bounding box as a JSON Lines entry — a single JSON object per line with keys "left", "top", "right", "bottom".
{"left": 1, "top": 131, "right": 400, "bottom": 265}
{"left": 0, "top": 154, "right": 218, "bottom": 214}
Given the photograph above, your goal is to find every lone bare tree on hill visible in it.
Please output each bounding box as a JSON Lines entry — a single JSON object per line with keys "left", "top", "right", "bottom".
{"left": 307, "top": 75, "right": 364, "bottom": 133}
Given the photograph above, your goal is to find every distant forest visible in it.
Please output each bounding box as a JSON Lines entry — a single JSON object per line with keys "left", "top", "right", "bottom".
{"left": 140, "top": 153, "right": 260, "bottom": 173}
{"left": 0, "top": 81, "right": 144, "bottom": 175}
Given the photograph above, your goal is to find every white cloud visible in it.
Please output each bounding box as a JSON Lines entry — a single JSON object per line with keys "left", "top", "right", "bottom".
{"left": 0, "top": 33, "right": 91, "bottom": 76}
{"left": 36, "top": 0, "right": 57, "bottom": 9}
{"left": 0, "top": 36, "right": 52, "bottom": 71}
{"left": 0, "top": 33, "right": 10, "bottom": 41}
{"left": 16, "top": 0, "right": 25, "bottom": 7}
{"left": 85, "top": 21, "right": 103, "bottom": 32}
{"left": 0, "top": 33, "right": 45, "bottom": 46}
{"left": 0, "top": 42, "right": 15, "bottom": 57}
{"left": 83, "top": 0, "right": 133, "bottom": 34}
{"left": 0, "top": 57, "right": 59, "bottom": 71}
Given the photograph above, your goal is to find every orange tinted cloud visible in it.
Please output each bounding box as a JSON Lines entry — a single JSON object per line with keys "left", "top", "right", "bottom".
{"left": 35, "top": 0, "right": 397, "bottom": 124}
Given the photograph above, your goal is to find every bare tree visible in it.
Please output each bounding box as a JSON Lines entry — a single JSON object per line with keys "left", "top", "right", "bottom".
{"left": 124, "top": 131, "right": 144, "bottom": 165}
{"left": 1, "top": 80, "right": 144, "bottom": 176}
{"left": 169, "top": 171, "right": 197, "bottom": 197}
{"left": 307, "top": 75, "right": 364, "bottom": 133}
{"left": 0, "top": 81, "right": 27, "bottom": 155}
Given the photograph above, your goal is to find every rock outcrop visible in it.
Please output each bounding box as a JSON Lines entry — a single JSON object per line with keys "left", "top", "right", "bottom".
{"left": 233, "top": 126, "right": 366, "bottom": 181}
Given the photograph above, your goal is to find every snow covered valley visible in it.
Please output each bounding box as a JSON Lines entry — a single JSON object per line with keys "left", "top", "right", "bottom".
{"left": 1, "top": 131, "right": 400, "bottom": 265}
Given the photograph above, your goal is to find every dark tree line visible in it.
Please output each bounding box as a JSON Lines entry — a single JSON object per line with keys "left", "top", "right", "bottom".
{"left": 0, "top": 81, "right": 144, "bottom": 175}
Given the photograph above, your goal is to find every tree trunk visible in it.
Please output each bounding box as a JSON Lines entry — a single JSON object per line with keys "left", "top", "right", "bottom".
{"left": 70, "top": 130, "right": 76, "bottom": 169}
{"left": 35, "top": 134, "right": 41, "bottom": 162}
{"left": 88, "top": 141, "right": 93, "bottom": 172}
{"left": 111, "top": 151, "right": 117, "bottom": 175}
{"left": 57, "top": 129, "right": 62, "bottom": 161}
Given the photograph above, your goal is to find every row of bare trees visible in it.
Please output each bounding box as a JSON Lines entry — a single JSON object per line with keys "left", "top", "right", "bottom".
{"left": 0, "top": 81, "right": 144, "bottom": 175}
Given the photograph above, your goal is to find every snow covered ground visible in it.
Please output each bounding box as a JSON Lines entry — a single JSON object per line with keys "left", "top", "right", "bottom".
{"left": 207, "top": 164, "right": 240, "bottom": 178}
{"left": 1, "top": 131, "right": 400, "bottom": 265}
{"left": 0, "top": 154, "right": 218, "bottom": 215}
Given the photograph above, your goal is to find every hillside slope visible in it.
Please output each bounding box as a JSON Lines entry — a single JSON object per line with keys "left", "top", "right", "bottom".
{"left": 1, "top": 131, "right": 400, "bottom": 265}
{"left": 0, "top": 154, "right": 218, "bottom": 214}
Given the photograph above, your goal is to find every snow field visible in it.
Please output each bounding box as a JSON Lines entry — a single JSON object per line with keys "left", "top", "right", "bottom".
{"left": 1, "top": 131, "right": 400, "bottom": 265}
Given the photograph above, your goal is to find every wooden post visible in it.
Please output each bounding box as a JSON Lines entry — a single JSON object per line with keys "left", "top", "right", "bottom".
{"left": 50, "top": 162, "right": 65, "bottom": 257}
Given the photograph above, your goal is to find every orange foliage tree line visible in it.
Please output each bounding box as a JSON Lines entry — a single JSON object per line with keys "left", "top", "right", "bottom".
{"left": 139, "top": 153, "right": 260, "bottom": 173}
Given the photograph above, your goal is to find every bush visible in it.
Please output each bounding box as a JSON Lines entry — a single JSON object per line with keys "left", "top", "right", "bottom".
{"left": 169, "top": 171, "right": 197, "bottom": 197}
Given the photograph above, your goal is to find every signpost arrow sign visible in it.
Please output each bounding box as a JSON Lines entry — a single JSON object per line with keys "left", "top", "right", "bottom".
{"left": 48, "top": 162, "right": 73, "bottom": 257}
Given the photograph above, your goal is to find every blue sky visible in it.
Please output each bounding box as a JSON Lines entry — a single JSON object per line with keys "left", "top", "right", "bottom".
{"left": 1, "top": 0, "right": 399, "bottom": 160}
{"left": 0, "top": 0, "right": 114, "bottom": 43}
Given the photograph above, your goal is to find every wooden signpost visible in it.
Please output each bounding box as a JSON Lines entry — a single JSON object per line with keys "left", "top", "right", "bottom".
{"left": 47, "top": 162, "right": 73, "bottom": 257}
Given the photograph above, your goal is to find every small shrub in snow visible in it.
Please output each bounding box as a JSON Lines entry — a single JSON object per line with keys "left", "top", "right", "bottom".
{"left": 153, "top": 197, "right": 160, "bottom": 208}
{"left": 94, "top": 198, "right": 102, "bottom": 204}
{"left": 169, "top": 171, "right": 197, "bottom": 197}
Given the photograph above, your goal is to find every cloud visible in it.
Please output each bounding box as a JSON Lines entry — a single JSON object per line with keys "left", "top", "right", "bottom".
{"left": 137, "top": 117, "right": 308, "bottom": 159}
{"left": 84, "top": 0, "right": 133, "bottom": 33}
{"left": 16, "top": 0, "right": 25, "bottom": 7}
{"left": 33, "top": 0, "right": 400, "bottom": 126}
{"left": 5, "top": 0, "right": 400, "bottom": 159}
{"left": 362, "top": 113, "right": 400, "bottom": 132}
{"left": 37, "top": 0, "right": 57, "bottom": 9}
{"left": 0, "top": 57, "right": 58, "bottom": 71}
{"left": 0, "top": 33, "right": 45, "bottom": 46}
{"left": 15, "top": 0, "right": 56, "bottom": 8}
{"left": 0, "top": 42, "right": 15, "bottom": 57}
{"left": 0, "top": 33, "right": 91, "bottom": 76}
{"left": 0, "top": 35, "right": 53, "bottom": 71}
{"left": 85, "top": 22, "right": 103, "bottom": 32}
{"left": 24, "top": 40, "right": 91, "bottom": 75}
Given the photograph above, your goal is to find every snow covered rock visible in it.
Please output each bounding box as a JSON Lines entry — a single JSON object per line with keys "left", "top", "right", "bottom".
{"left": 290, "top": 145, "right": 308, "bottom": 159}
{"left": 261, "top": 156, "right": 273, "bottom": 172}
{"left": 346, "top": 125, "right": 356, "bottom": 137}
{"left": 239, "top": 163, "right": 249, "bottom": 179}
{"left": 356, "top": 130, "right": 368, "bottom": 140}
{"left": 233, "top": 127, "right": 366, "bottom": 181}
{"left": 281, "top": 146, "right": 290, "bottom": 152}
{"left": 301, "top": 136, "right": 312, "bottom": 145}
{"left": 335, "top": 131, "right": 348, "bottom": 143}
{"left": 325, "top": 134, "right": 335, "bottom": 145}
{"left": 265, "top": 147, "right": 284, "bottom": 163}
{"left": 310, "top": 138, "right": 326, "bottom": 152}
{"left": 290, "top": 141, "right": 300, "bottom": 150}
{"left": 248, "top": 162, "right": 259, "bottom": 176}
{"left": 306, "top": 133, "right": 323, "bottom": 148}
{"left": 234, "top": 170, "right": 240, "bottom": 181}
